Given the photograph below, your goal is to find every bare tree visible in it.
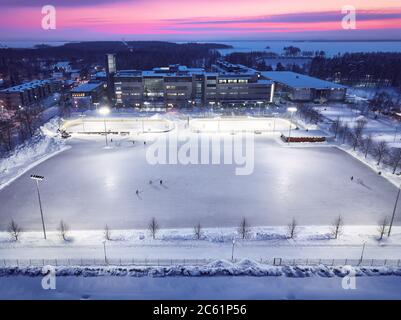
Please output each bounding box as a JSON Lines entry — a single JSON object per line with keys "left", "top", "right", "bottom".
{"left": 340, "top": 123, "right": 349, "bottom": 144}
{"left": 58, "top": 220, "right": 69, "bottom": 241}
{"left": 377, "top": 217, "right": 388, "bottom": 241}
{"left": 389, "top": 148, "right": 401, "bottom": 174}
{"left": 104, "top": 225, "right": 111, "bottom": 241}
{"left": 363, "top": 134, "right": 373, "bottom": 159}
{"left": 237, "top": 217, "right": 251, "bottom": 240}
{"left": 148, "top": 217, "right": 159, "bottom": 240}
{"left": 287, "top": 218, "right": 298, "bottom": 239}
{"left": 351, "top": 119, "right": 367, "bottom": 151}
{"left": 331, "top": 215, "right": 344, "bottom": 239}
{"left": 8, "top": 220, "right": 22, "bottom": 241}
{"left": 193, "top": 222, "right": 202, "bottom": 240}
{"left": 374, "top": 141, "right": 388, "bottom": 166}
{"left": 0, "top": 120, "right": 14, "bottom": 151}
{"left": 331, "top": 117, "right": 341, "bottom": 139}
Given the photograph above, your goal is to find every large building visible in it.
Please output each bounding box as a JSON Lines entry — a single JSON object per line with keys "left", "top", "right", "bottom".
{"left": 71, "top": 82, "right": 106, "bottom": 109}
{"left": 114, "top": 64, "right": 274, "bottom": 109}
{"left": 262, "top": 71, "right": 347, "bottom": 102}
{"left": 0, "top": 79, "right": 57, "bottom": 110}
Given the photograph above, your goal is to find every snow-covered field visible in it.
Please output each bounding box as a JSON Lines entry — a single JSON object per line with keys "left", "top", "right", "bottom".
{"left": 1, "top": 226, "right": 400, "bottom": 262}
{"left": 0, "top": 126, "right": 397, "bottom": 230}
{"left": 0, "top": 114, "right": 400, "bottom": 300}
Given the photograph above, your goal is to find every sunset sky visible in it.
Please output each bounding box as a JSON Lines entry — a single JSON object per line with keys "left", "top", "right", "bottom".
{"left": 1, "top": 0, "right": 401, "bottom": 41}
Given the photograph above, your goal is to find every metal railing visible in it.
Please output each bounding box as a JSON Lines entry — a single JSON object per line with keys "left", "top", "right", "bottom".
{"left": 1, "top": 258, "right": 400, "bottom": 268}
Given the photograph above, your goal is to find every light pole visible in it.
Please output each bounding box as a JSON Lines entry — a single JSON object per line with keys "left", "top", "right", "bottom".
{"left": 388, "top": 183, "right": 401, "bottom": 237}
{"left": 98, "top": 107, "right": 110, "bottom": 147}
{"left": 359, "top": 242, "right": 366, "bottom": 264}
{"left": 30, "top": 174, "right": 47, "bottom": 239}
{"left": 103, "top": 240, "right": 108, "bottom": 264}
{"left": 231, "top": 239, "right": 236, "bottom": 262}
{"left": 287, "top": 107, "right": 297, "bottom": 144}
{"left": 79, "top": 114, "right": 86, "bottom": 133}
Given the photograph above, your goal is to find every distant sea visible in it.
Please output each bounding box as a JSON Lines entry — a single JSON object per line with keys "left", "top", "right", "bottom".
{"left": 2, "top": 40, "right": 401, "bottom": 57}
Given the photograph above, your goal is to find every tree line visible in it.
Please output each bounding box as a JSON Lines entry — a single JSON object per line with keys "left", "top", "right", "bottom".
{"left": 6, "top": 215, "right": 391, "bottom": 242}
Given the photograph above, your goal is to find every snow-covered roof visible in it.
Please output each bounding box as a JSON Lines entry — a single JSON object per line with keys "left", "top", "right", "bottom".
{"left": 0, "top": 79, "right": 52, "bottom": 93}
{"left": 262, "top": 71, "right": 346, "bottom": 90}
{"left": 71, "top": 82, "right": 103, "bottom": 93}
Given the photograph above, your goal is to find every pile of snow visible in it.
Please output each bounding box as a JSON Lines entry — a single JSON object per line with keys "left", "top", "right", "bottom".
{"left": 0, "top": 117, "right": 70, "bottom": 190}
{"left": 1, "top": 259, "right": 400, "bottom": 278}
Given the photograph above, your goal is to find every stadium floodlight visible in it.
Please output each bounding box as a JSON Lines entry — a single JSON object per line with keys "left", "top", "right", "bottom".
{"left": 98, "top": 107, "right": 110, "bottom": 146}
{"left": 30, "top": 174, "right": 47, "bottom": 239}
{"left": 287, "top": 107, "right": 298, "bottom": 144}
{"left": 98, "top": 106, "right": 110, "bottom": 116}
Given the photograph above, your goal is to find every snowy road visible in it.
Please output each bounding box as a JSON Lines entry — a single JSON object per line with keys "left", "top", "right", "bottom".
{"left": 0, "top": 130, "right": 398, "bottom": 230}
{"left": 1, "top": 275, "right": 400, "bottom": 299}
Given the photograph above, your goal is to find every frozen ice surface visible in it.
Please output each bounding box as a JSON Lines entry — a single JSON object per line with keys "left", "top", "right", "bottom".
{"left": 0, "top": 131, "right": 397, "bottom": 230}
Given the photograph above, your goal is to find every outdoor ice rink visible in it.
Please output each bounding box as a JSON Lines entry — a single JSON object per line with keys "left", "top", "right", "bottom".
{"left": 0, "top": 118, "right": 399, "bottom": 230}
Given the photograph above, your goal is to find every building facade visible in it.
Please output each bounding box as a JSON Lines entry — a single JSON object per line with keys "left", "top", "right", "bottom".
{"left": 71, "top": 82, "right": 106, "bottom": 109}
{"left": 261, "top": 71, "right": 347, "bottom": 102}
{"left": 0, "top": 79, "right": 57, "bottom": 110}
{"left": 114, "top": 64, "right": 274, "bottom": 109}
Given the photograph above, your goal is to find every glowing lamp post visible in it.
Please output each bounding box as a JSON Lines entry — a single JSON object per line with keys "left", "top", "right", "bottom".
{"left": 98, "top": 107, "right": 110, "bottom": 146}
{"left": 30, "top": 174, "right": 47, "bottom": 239}
{"left": 287, "top": 107, "right": 297, "bottom": 144}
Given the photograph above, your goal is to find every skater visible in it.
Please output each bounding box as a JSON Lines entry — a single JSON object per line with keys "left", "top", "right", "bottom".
{"left": 136, "top": 189, "right": 139, "bottom": 196}
{"left": 144, "top": 141, "right": 147, "bottom": 145}
{"left": 132, "top": 141, "right": 135, "bottom": 145}
{"left": 350, "top": 176, "right": 354, "bottom": 181}
{"left": 110, "top": 138, "right": 113, "bottom": 143}
{"left": 149, "top": 180, "right": 153, "bottom": 185}
{"left": 160, "top": 179, "right": 163, "bottom": 185}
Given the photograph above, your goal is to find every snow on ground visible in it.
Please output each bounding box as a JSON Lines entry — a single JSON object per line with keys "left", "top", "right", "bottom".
{"left": 1, "top": 274, "right": 401, "bottom": 300}
{"left": 0, "top": 118, "right": 70, "bottom": 191}
{"left": 1, "top": 226, "right": 400, "bottom": 261}
{"left": 315, "top": 105, "right": 400, "bottom": 144}
{"left": 0, "top": 128, "right": 397, "bottom": 230}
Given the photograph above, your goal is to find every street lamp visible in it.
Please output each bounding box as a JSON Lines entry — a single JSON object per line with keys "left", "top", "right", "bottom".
{"left": 30, "top": 174, "right": 47, "bottom": 239}
{"left": 98, "top": 107, "right": 110, "bottom": 146}
{"left": 388, "top": 182, "right": 401, "bottom": 237}
{"left": 231, "top": 239, "right": 236, "bottom": 262}
{"left": 103, "top": 240, "right": 108, "bottom": 264}
{"left": 79, "top": 114, "right": 86, "bottom": 133}
{"left": 287, "top": 107, "right": 297, "bottom": 144}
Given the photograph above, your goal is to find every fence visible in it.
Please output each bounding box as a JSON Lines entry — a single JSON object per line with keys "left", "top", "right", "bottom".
{"left": 1, "top": 258, "right": 400, "bottom": 268}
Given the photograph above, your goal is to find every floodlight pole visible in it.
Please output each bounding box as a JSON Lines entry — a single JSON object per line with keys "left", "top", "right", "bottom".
{"left": 31, "top": 175, "right": 46, "bottom": 239}
{"left": 103, "top": 241, "right": 108, "bottom": 264}
{"left": 288, "top": 111, "right": 295, "bottom": 145}
{"left": 388, "top": 183, "right": 401, "bottom": 237}
{"left": 103, "top": 118, "right": 108, "bottom": 146}
{"left": 231, "top": 239, "right": 236, "bottom": 262}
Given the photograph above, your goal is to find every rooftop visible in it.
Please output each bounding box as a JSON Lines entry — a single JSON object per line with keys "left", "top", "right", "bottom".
{"left": 261, "top": 71, "right": 346, "bottom": 89}
{"left": 71, "top": 82, "right": 104, "bottom": 93}
{"left": 0, "top": 79, "right": 52, "bottom": 93}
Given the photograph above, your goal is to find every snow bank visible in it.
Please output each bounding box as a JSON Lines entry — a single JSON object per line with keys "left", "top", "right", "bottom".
{"left": 1, "top": 259, "right": 400, "bottom": 278}
{"left": 0, "top": 118, "right": 70, "bottom": 190}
